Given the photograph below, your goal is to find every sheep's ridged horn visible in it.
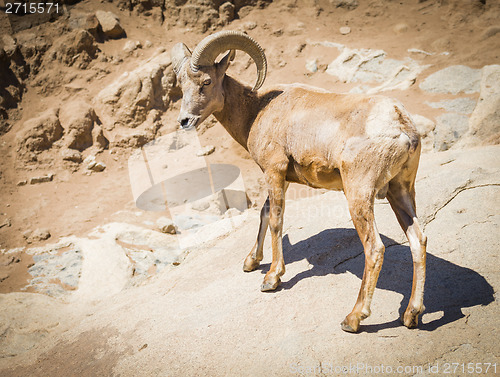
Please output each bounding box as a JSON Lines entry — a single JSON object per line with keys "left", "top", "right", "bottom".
{"left": 171, "top": 43, "right": 192, "bottom": 75}
{"left": 191, "top": 31, "right": 267, "bottom": 91}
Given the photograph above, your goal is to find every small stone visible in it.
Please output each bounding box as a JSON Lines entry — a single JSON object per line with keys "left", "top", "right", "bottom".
{"left": 61, "top": 149, "right": 83, "bottom": 163}
{"left": 332, "top": 0, "right": 359, "bottom": 10}
{"left": 339, "top": 26, "right": 351, "bottom": 35}
{"left": 25, "top": 228, "right": 51, "bottom": 243}
{"left": 17, "top": 180, "right": 27, "bottom": 186}
{"left": 196, "top": 145, "right": 216, "bottom": 157}
{"left": 393, "top": 23, "right": 409, "bottom": 34}
{"left": 30, "top": 174, "right": 54, "bottom": 184}
{"left": 191, "top": 200, "right": 210, "bottom": 212}
{"left": 0, "top": 218, "right": 11, "bottom": 229}
{"left": 1, "top": 35, "right": 17, "bottom": 56}
{"left": 306, "top": 59, "right": 318, "bottom": 73}
{"left": 84, "top": 155, "right": 106, "bottom": 172}
{"left": 95, "top": 11, "right": 125, "bottom": 39}
{"left": 123, "top": 40, "right": 142, "bottom": 53}
{"left": 272, "top": 29, "right": 283, "bottom": 37}
{"left": 90, "top": 161, "right": 106, "bottom": 172}
{"left": 157, "top": 217, "right": 177, "bottom": 234}
{"left": 243, "top": 21, "right": 257, "bottom": 30}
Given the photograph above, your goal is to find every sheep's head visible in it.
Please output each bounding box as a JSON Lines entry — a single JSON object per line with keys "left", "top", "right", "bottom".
{"left": 171, "top": 31, "right": 267, "bottom": 130}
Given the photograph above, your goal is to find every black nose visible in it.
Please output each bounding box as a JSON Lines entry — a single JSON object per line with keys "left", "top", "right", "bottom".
{"left": 180, "top": 118, "right": 190, "bottom": 128}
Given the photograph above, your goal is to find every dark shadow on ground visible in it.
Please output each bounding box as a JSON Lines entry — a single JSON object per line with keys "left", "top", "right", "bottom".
{"left": 259, "top": 229, "right": 494, "bottom": 332}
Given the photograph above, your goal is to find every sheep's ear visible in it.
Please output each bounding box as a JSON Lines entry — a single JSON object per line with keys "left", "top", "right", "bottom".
{"left": 216, "top": 50, "right": 235, "bottom": 76}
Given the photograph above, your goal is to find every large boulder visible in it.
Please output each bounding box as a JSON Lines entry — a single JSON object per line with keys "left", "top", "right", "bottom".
{"left": 17, "top": 108, "right": 63, "bottom": 155}
{"left": 94, "top": 51, "right": 174, "bottom": 130}
{"left": 59, "top": 101, "right": 99, "bottom": 151}
{"left": 457, "top": 65, "right": 500, "bottom": 147}
{"left": 43, "top": 29, "right": 98, "bottom": 69}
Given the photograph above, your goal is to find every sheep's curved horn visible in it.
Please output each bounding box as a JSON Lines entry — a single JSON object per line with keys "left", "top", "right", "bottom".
{"left": 171, "top": 43, "right": 192, "bottom": 75}
{"left": 191, "top": 31, "right": 267, "bottom": 91}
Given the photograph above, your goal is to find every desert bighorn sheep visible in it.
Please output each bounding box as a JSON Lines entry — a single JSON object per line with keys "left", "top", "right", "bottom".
{"left": 171, "top": 31, "right": 427, "bottom": 333}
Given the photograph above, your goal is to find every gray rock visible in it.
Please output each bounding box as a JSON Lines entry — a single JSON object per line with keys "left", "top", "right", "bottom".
{"left": 95, "top": 11, "right": 125, "bottom": 39}
{"left": 326, "top": 46, "right": 427, "bottom": 93}
{"left": 419, "top": 65, "right": 481, "bottom": 95}
{"left": 433, "top": 113, "right": 469, "bottom": 151}
{"left": 305, "top": 59, "right": 318, "bottom": 73}
{"left": 425, "top": 98, "right": 477, "bottom": 115}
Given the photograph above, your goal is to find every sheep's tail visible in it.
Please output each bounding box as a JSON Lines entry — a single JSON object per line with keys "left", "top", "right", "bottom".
{"left": 394, "top": 106, "right": 420, "bottom": 154}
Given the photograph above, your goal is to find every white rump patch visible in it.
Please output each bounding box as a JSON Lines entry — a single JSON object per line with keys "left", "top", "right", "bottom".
{"left": 365, "top": 98, "right": 404, "bottom": 139}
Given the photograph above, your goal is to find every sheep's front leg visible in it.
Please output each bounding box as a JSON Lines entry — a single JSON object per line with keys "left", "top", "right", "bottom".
{"left": 243, "top": 197, "right": 270, "bottom": 272}
{"left": 261, "top": 174, "right": 288, "bottom": 292}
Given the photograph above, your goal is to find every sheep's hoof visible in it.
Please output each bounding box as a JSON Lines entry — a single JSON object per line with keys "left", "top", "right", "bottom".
{"left": 401, "top": 309, "right": 420, "bottom": 329}
{"left": 243, "top": 258, "right": 260, "bottom": 272}
{"left": 341, "top": 316, "right": 360, "bottom": 333}
{"left": 261, "top": 278, "right": 280, "bottom": 292}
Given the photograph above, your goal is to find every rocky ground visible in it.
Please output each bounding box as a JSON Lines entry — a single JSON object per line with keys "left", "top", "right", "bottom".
{"left": 0, "top": 0, "right": 499, "bottom": 375}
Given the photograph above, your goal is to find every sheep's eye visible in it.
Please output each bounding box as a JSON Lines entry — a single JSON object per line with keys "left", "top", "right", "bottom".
{"left": 203, "top": 79, "right": 212, "bottom": 86}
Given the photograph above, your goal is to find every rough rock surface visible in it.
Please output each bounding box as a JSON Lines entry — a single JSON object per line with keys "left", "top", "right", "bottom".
{"left": 59, "top": 101, "right": 98, "bottom": 151}
{"left": 94, "top": 51, "right": 174, "bottom": 130}
{"left": 0, "top": 146, "right": 498, "bottom": 375}
{"left": 43, "top": 29, "right": 99, "bottom": 68}
{"left": 458, "top": 64, "right": 500, "bottom": 147}
{"left": 419, "top": 65, "right": 481, "bottom": 95}
{"left": 433, "top": 113, "right": 470, "bottom": 152}
{"left": 323, "top": 43, "right": 428, "bottom": 94}
{"left": 16, "top": 108, "right": 63, "bottom": 156}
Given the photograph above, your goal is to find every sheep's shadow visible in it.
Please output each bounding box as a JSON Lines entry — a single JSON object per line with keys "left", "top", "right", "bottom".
{"left": 259, "top": 229, "right": 494, "bottom": 332}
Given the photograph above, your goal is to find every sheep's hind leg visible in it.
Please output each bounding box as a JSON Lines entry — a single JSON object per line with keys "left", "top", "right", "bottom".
{"left": 341, "top": 188, "right": 385, "bottom": 333}
{"left": 387, "top": 181, "right": 427, "bottom": 329}
{"left": 244, "top": 197, "right": 270, "bottom": 272}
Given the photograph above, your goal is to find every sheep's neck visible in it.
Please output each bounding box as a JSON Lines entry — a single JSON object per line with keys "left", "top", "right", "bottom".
{"left": 213, "top": 75, "right": 259, "bottom": 151}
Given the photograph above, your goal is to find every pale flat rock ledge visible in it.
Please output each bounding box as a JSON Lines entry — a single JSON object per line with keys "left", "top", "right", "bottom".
{"left": 1, "top": 146, "right": 499, "bottom": 376}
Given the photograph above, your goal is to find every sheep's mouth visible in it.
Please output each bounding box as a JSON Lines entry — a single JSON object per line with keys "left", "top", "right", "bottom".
{"left": 180, "top": 116, "right": 200, "bottom": 130}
